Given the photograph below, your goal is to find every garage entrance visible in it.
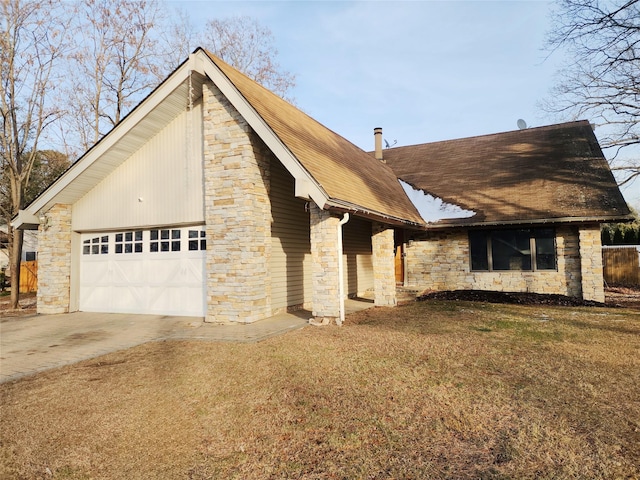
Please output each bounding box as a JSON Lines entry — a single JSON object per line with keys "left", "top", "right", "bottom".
{"left": 79, "top": 226, "right": 206, "bottom": 316}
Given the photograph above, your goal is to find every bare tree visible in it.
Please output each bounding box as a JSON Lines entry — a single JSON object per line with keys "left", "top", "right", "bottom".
{"left": 23, "top": 151, "right": 70, "bottom": 205}
{"left": 64, "top": 0, "right": 167, "bottom": 152}
{"left": 63, "top": 6, "right": 296, "bottom": 153}
{"left": 545, "top": 0, "right": 640, "bottom": 185}
{"left": 201, "top": 16, "right": 296, "bottom": 101}
{"left": 156, "top": 6, "right": 198, "bottom": 75}
{"left": 1, "top": 0, "right": 69, "bottom": 309}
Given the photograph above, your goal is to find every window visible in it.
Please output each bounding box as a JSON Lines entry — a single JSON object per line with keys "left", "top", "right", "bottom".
{"left": 469, "top": 228, "right": 556, "bottom": 271}
{"left": 83, "top": 236, "right": 109, "bottom": 255}
{"left": 115, "top": 231, "right": 143, "bottom": 254}
{"left": 150, "top": 229, "right": 181, "bottom": 253}
{"left": 188, "top": 229, "right": 206, "bottom": 251}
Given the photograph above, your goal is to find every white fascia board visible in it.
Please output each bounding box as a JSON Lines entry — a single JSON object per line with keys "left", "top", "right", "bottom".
{"left": 27, "top": 60, "right": 199, "bottom": 216}
{"left": 10, "top": 210, "right": 41, "bottom": 230}
{"left": 294, "top": 178, "right": 314, "bottom": 200}
{"left": 198, "top": 54, "right": 329, "bottom": 209}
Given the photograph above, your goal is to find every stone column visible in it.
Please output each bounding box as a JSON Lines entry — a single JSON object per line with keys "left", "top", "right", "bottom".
{"left": 578, "top": 225, "right": 605, "bottom": 303}
{"left": 372, "top": 222, "right": 397, "bottom": 307}
{"left": 37, "top": 204, "right": 72, "bottom": 314}
{"left": 202, "top": 81, "right": 271, "bottom": 323}
{"left": 309, "top": 203, "right": 341, "bottom": 324}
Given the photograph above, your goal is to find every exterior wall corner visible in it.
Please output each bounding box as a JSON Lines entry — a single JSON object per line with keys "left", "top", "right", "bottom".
{"left": 202, "top": 80, "right": 271, "bottom": 323}
{"left": 372, "top": 222, "right": 397, "bottom": 307}
{"left": 37, "top": 204, "right": 72, "bottom": 314}
{"left": 309, "top": 204, "right": 341, "bottom": 323}
{"left": 578, "top": 224, "right": 605, "bottom": 303}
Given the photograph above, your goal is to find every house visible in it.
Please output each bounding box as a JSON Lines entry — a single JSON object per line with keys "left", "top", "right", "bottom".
{"left": 381, "top": 122, "right": 631, "bottom": 303}
{"left": 0, "top": 225, "right": 38, "bottom": 271}
{"left": 12, "top": 48, "right": 631, "bottom": 322}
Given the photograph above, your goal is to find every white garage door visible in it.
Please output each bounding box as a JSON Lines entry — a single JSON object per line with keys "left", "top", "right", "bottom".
{"left": 80, "top": 226, "right": 206, "bottom": 316}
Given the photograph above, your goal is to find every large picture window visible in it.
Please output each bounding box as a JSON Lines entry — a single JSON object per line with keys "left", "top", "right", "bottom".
{"left": 469, "top": 228, "right": 556, "bottom": 271}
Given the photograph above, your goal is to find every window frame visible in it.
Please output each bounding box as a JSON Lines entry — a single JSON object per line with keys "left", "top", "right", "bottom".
{"left": 115, "top": 230, "right": 143, "bottom": 254}
{"left": 83, "top": 235, "right": 109, "bottom": 255}
{"left": 469, "top": 228, "right": 557, "bottom": 272}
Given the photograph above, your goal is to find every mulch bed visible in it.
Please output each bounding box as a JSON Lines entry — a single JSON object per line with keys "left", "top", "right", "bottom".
{"left": 419, "top": 287, "right": 640, "bottom": 310}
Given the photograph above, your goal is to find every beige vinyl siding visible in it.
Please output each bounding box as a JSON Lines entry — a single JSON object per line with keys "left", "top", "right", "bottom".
{"left": 270, "top": 160, "right": 312, "bottom": 312}
{"left": 72, "top": 101, "right": 204, "bottom": 231}
{"left": 342, "top": 217, "right": 373, "bottom": 296}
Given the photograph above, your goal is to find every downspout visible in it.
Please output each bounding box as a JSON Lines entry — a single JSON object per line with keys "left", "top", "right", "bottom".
{"left": 337, "top": 213, "right": 350, "bottom": 326}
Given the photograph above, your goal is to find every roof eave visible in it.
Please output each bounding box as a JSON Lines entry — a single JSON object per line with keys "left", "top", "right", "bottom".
{"left": 324, "top": 198, "right": 425, "bottom": 228}
{"left": 10, "top": 210, "right": 41, "bottom": 230}
{"left": 423, "top": 214, "right": 636, "bottom": 230}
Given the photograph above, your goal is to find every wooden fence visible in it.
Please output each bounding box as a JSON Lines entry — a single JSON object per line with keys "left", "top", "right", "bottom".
{"left": 602, "top": 246, "right": 640, "bottom": 286}
{"left": 19, "top": 260, "right": 37, "bottom": 293}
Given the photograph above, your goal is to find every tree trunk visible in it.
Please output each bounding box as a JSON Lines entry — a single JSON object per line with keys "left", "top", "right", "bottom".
{"left": 9, "top": 227, "right": 23, "bottom": 310}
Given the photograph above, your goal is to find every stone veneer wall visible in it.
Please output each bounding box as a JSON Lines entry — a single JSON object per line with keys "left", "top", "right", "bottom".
{"left": 202, "top": 81, "right": 271, "bottom": 323}
{"left": 405, "top": 226, "right": 587, "bottom": 298}
{"left": 578, "top": 225, "right": 605, "bottom": 302}
{"left": 37, "top": 204, "right": 72, "bottom": 314}
{"left": 372, "top": 223, "right": 396, "bottom": 307}
{"left": 309, "top": 204, "right": 341, "bottom": 323}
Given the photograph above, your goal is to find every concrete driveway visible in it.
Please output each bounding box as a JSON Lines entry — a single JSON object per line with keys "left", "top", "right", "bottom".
{"left": 0, "top": 298, "right": 374, "bottom": 383}
{"left": 0, "top": 310, "right": 309, "bottom": 383}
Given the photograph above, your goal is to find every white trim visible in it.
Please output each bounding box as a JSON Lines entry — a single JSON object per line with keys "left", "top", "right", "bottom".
{"left": 69, "top": 232, "right": 81, "bottom": 312}
{"left": 11, "top": 210, "right": 41, "bottom": 230}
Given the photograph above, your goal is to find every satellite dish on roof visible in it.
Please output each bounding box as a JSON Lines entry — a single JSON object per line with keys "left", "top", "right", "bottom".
{"left": 517, "top": 119, "right": 528, "bottom": 130}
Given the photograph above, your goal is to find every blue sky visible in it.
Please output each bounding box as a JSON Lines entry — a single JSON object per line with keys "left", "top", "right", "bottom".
{"left": 175, "top": 0, "right": 639, "bottom": 210}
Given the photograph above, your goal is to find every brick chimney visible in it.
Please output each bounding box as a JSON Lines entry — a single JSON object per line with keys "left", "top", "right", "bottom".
{"left": 374, "top": 127, "right": 384, "bottom": 162}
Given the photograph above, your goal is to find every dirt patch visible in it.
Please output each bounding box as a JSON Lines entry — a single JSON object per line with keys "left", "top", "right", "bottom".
{"left": 605, "top": 286, "right": 640, "bottom": 309}
{"left": 0, "top": 292, "right": 37, "bottom": 318}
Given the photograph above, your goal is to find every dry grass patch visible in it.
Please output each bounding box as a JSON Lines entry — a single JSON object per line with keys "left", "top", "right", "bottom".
{"left": 1, "top": 300, "right": 639, "bottom": 479}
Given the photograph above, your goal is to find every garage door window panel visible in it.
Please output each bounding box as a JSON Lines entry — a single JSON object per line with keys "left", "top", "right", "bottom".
{"left": 83, "top": 236, "right": 109, "bottom": 255}
{"left": 188, "top": 230, "right": 206, "bottom": 251}
{"left": 115, "top": 231, "right": 143, "bottom": 254}
{"left": 171, "top": 229, "right": 181, "bottom": 251}
{"left": 150, "top": 229, "right": 175, "bottom": 252}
